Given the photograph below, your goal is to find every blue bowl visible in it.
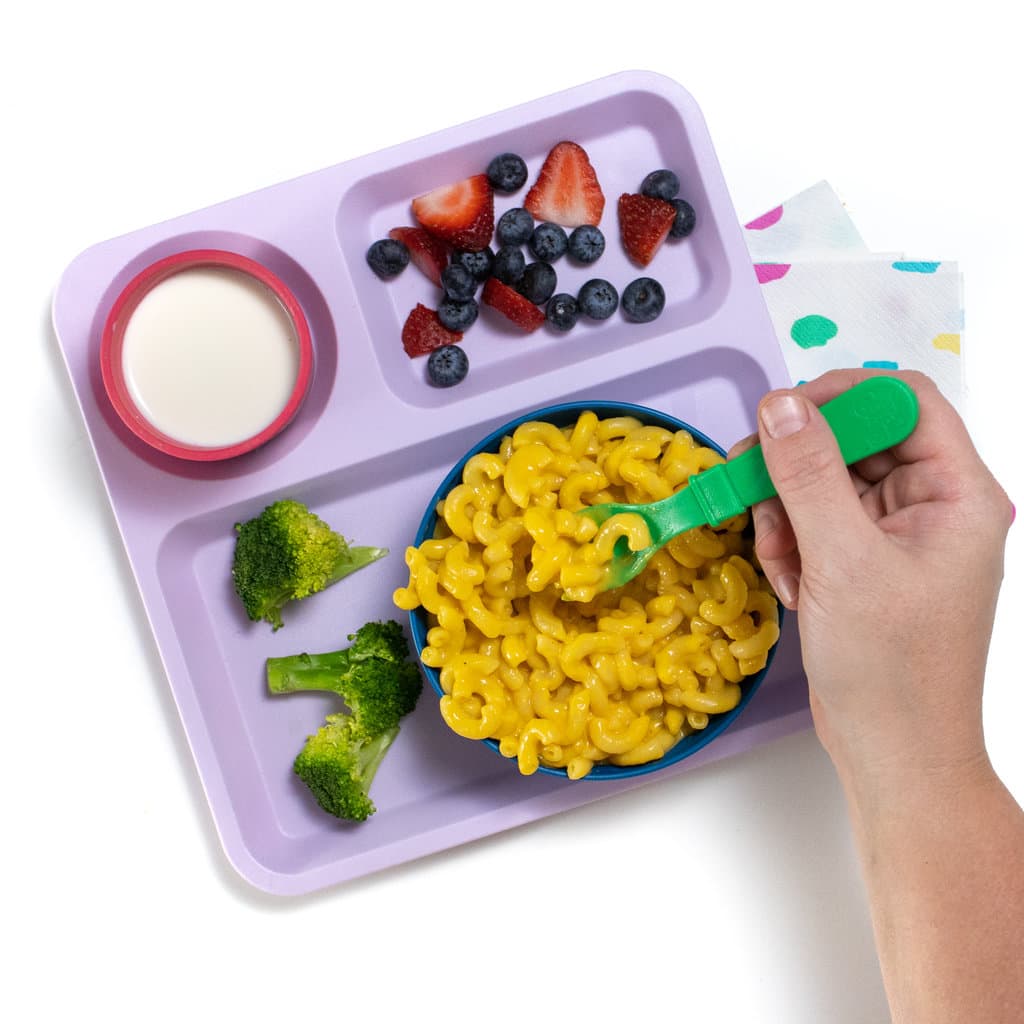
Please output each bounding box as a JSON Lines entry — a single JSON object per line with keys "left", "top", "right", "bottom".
{"left": 408, "top": 400, "right": 783, "bottom": 781}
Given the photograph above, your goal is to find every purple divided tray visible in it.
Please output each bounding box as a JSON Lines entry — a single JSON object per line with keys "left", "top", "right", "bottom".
{"left": 52, "top": 71, "right": 811, "bottom": 895}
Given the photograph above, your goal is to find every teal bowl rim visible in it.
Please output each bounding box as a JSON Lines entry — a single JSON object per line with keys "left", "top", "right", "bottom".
{"left": 408, "top": 399, "right": 783, "bottom": 781}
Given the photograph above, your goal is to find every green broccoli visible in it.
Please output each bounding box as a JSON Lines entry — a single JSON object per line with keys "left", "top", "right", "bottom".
{"left": 268, "top": 620, "right": 424, "bottom": 822}
{"left": 232, "top": 499, "right": 387, "bottom": 630}
{"left": 269, "top": 619, "right": 410, "bottom": 681}
{"left": 292, "top": 714, "right": 399, "bottom": 823}
{"left": 268, "top": 624, "right": 422, "bottom": 736}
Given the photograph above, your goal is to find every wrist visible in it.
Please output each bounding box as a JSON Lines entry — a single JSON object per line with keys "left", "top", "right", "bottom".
{"left": 807, "top": 668, "right": 991, "bottom": 804}
{"left": 828, "top": 731, "right": 995, "bottom": 819}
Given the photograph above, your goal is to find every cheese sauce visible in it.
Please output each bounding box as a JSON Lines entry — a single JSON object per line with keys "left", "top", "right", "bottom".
{"left": 120, "top": 266, "right": 300, "bottom": 447}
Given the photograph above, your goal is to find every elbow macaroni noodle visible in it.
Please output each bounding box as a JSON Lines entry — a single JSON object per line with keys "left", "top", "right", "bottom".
{"left": 394, "top": 411, "right": 781, "bottom": 779}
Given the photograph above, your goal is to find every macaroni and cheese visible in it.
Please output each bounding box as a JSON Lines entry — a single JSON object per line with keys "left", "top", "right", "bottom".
{"left": 393, "top": 411, "right": 780, "bottom": 779}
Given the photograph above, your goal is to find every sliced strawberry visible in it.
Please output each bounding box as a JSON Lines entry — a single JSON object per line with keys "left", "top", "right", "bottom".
{"left": 523, "top": 141, "right": 605, "bottom": 228}
{"left": 618, "top": 193, "right": 677, "bottom": 267}
{"left": 388, "top": 227, "right": 450, "bottom": 286}
{"left": 481, "top": 278, "right": 546, "bottom": 332}
{"left": 401, "top": 303, "right": 463, "bottom": 358}
{"left": 411, "top": 174, "right": 494, "bottom": 251}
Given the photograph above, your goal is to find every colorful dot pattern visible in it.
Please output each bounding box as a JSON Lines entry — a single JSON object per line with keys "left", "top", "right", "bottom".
{"left": 790, "top": 314, "right": 838, "bottom": 349}
{"left": 744, "top": 185, "right": 964, "bottom": 413}
{"left": 892, "top": 261, "right": 941, "bottom": 273}
{"left": 745, "top": 205, "right": 784, "bottom": 231}
{"left": 769, "top": 264, "right": 962, "bottom": 369}
{"left": 755, "top": 263, "right": 791, "bottom": 284}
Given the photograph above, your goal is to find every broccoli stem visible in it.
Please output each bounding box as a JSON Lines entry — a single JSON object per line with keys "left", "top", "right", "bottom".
{"left": 357, "top": 727, "right": 398, "bottom": 793}
{"left": 327, "top": 545, "right": 389, "bottom": 586}
{"left": 266, "top": 651, "right": 353, "bottom": 694}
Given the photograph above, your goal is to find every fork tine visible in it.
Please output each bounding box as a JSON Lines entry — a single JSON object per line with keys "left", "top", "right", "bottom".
{"left": 604, "top": 544, "right": 659, "bottom": 590}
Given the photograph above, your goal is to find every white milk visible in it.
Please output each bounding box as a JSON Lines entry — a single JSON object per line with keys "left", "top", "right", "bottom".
{"left": 121, "top": 266, "right": 301, "bottom": 447}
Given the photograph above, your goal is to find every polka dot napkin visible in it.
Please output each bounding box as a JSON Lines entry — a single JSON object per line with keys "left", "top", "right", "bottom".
{"left": 744, "top": 181, "right": 964, "bottom": 415}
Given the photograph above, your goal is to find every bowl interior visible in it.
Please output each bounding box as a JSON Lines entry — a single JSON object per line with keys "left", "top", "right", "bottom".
{"left": 409, "top": 399, "right": 783, "bottom": 780}
{"left": 99, "top": 248, "right": 314, "bottom": 462}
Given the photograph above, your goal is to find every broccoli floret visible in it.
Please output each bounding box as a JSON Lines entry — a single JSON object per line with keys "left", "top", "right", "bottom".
{"left": 269, "top": 651, "right": 422, "bottom": 736}
{"left": 266, "top": 621, "right": 410, "bottom": 681}
{"left": 293, "top": 714, "right": 399, "bottom": 822}
{"left": 232, "top": 499, "right": 387, "bottom": 630}
{"left": 268, "top": 620, "right": 424, "bottom": 821}
{"left": 336, "top": 658, "right": 422, "bottom": 737}
{"left": 268, "top": 621, "right": 423, "bottom": 736}
{"left": 341, "top": 619, "right": 411, "bottom": 665}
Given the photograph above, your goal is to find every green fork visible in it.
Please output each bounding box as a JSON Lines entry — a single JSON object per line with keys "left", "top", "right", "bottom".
{"left": 577, "top": 376, "right": 920, "bottom": 591}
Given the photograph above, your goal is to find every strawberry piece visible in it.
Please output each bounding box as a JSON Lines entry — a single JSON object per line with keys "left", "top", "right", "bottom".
{"left": 411, "top": 174, "right": 494, "bottom": 251}
{"left": 524, "top": 141, "right": 605, "bottom": 228}
{"left": 401, "top": 303, "right": 463, "bottom": 358}
{"left": 388, "top": 227, "right": 450, "bottom": 286}
{"left": 618, "top": 193, "right": 677, "bottom": 267}
{"left": 481, "top": 278, "right": 546, "bottom": 332}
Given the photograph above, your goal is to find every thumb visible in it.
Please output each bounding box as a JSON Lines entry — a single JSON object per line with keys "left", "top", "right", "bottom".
{"left": 758, "top": 390, "right": 868, "bottom": 561}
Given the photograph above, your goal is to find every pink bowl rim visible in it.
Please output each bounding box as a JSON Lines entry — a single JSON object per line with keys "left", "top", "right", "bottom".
{"left": 99, "top": 248, "right": 314, "bottom": 462}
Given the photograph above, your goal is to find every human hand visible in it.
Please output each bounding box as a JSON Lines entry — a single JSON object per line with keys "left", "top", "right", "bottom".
{"left": 732, "top": 369, "right": 1014, "bottom": 780}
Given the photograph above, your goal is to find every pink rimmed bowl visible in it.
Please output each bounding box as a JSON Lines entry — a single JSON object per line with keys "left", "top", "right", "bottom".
{"left": 100, "top": 249, "right": 314, "bottom": 461}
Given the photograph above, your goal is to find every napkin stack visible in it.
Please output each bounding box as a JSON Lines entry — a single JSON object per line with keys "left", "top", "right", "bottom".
{"left": 743, "top": 181, "right": 964, "bottom": 415}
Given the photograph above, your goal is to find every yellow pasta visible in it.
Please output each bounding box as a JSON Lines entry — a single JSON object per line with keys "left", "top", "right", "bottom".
{"left": 393, "top": 411, "right": 781, "bottom": 778}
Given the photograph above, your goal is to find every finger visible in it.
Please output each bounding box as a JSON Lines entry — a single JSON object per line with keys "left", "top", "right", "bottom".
{"left": 851, "top": 470, "right": 874, "bottom": 497}
{"left": 727, "top": 432, "right": 759, "bottom": 460}
{"left": 752, "top": 495, "right": 802, "bottom": 609}
{"left": 757, "top": 389, "right": 872, "bottom": 564}
{"left": 797, "top": 368, "right": 977, "bottom": 471}
{"left": 859, "top": 461, "right": 964, "bottom": 521}
{"left": 756, "top": 550, "right": 802, "bottom": 610}
{"left": 731, "top": 422, "right": 876, "bottom": 503}
{"left": 851, "top": 450, "right": 899, "bottom": 484}
{"left": 752, "top": 497, "right": 797, "bottom": 562}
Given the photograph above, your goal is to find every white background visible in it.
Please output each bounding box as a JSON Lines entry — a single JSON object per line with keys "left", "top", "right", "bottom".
{"left": 4, "top": 2, "right": 1021, "bottom": 1021}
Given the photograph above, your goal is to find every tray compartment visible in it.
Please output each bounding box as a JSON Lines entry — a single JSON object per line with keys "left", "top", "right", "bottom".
{"left": 81, "top": 229, "right": 341, "bottom": 476}
{"left": 338, "top": 87, "right": 733, "bottom": 410}
{"left": 153, "top": 345, "right": 779, "bottom": 885}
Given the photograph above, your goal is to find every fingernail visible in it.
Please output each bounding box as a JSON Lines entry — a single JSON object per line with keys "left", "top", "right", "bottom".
{"left": 761, "top": 395, "right": 809, "bottom": 439}
{"left": 775, "top": 573, "right": 800, "bottom": 607}
{"left": 754, "top": 506, "right": 777, "bottom": 537}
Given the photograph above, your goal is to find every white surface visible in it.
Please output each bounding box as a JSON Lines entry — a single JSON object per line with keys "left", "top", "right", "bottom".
{"left": 5, "top": 3, "right": 1020, "bottom": 1022}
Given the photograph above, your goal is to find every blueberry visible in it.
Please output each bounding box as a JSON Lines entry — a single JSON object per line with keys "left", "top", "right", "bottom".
{"left": 577, "top": 279, "right": 619, "bottom": 320}
{"left": 366, "top": 238, "right": 409, "bottom": 278}
{"left": 640, "top": 169, "right": 680, "bottom": 201}
{"left": 517, "top": 261, "right": 557, "bottom": 304}
{"left": 529, "top": 222, "right": 568, "bottom": 262}
{"left": 437, "top": 297, "right": 479, "bottom": 332}
{"left": 669, "top": 198, "right": 696, "bottom": 238}
{"left": 545, "top": 293, "right": 579, "bottom": 332}
{"left": 440, "top": 263, "right": 476, "bottom": 301}
{"left": 427, "top": 344, "right": 470, "bottom": 388}
{"left": 496, "top": 207, "right": 534, "bottom": 247}
{"left": 453, "top": 247, "right": 494, "bottom": 281}
{"left": 486, "top": 153, "right": 529, "bottom": 193}
{"left": 621, "top": 277, "right": 666, "bottom": 323}
{"left": 492, "top": 246, "right": 526, "bottom": 286}
{"left": 567, "top": 224, "right": 605, "bottom": 264}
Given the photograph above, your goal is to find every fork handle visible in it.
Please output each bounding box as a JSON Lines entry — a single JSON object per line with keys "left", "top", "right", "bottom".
{"left": 688, "top": 375, "right": 920, "bottom": 526}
